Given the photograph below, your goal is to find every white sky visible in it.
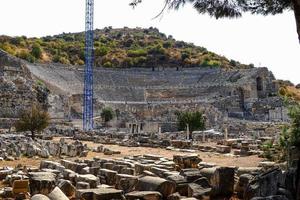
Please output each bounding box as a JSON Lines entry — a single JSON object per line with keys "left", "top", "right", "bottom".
{"left": 0, "top": 0, "right": 299, "bottom": 84}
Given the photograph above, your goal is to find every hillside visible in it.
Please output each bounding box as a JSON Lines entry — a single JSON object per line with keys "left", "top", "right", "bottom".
{"left": 0, "top": 27, "right": 253, "bottom": 69}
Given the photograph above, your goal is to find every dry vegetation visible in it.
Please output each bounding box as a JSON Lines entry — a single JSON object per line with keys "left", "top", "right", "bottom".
{"left": 0, "top": 27, "right": 253, "bottom": 69}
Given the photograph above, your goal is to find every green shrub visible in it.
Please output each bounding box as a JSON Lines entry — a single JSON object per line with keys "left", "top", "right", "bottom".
{"left": 163, "top": 41, "right": 173, "bottom": 48}
{"left": 95, "top": 46, "right": 110, "bottom": 56}
{"left": 147, "top": 44, "right": 165, "bottom": 55}
{"left": 59, "top": 57, "right": 70, "bottom": 65}
{"left": 0, "top": 42, "right": 16, "bottom": 55}
{"left": 17, "top": 50, "right": 35, "bottom": 63}
{"left": 134, "top": 56, "right": 147, "bottom": 65}
{"left": 103, "top": 61, "right": 113, "bottom": 68}
{"left": 31, "top": 43, "right": 42, "bottom": 59}
{"left": 127, "top": 49, "right": 147, "bottom": 57}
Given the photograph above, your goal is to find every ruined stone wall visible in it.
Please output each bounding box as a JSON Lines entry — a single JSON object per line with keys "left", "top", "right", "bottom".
{"left": 7, "top": 60, "right": 284, "bottom": 131}
{"left": 0, "top": 50, "right": 36, "bottom": 119}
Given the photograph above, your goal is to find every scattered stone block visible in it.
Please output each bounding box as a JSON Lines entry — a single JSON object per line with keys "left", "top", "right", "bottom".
{"left": 115, "top": 174, "right": 138, "bottom": 193}
{"left": 29, "top": 172, "right": 56, "bottom": 195}
{"left": 210, "top": 167, "right": 235, "bottom": 197}
{"left": 126, "top": 191, "right": 162, "bottom": 200}
{"left": 31, "top": 194, "right": 51, "bottom": 200}
{"left": 47, "top": 187, "right": 69, "bottom": 200}
{"left": 216, "top": 145, "right": 231, "bottom": 154}
{"left": 58, "top": 179, "right": 76, "bottom": 197}
{"left": 244, "top": 168, "right": 282, "bottom": 200}
{"left": 76, "top": 188, "right": 124, "bottom": 200}
{"left": 76, "top": 182, "right": 90, "bottom": 189}
{"left": 136, "top": 176, "right": 176, "bottom": 198}
{"left": 99, "top": 169, "right": 117, "bottom": 186}
{"left": 75, "top": 174, "right": 99, "bottom": 188}
{"left": 173, "top": 154, "right": 202, "bottom": 169}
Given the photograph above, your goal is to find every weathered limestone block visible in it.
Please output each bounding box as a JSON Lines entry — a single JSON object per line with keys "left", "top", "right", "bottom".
{"left": 150, "top": 166, "right": 170, "bottom": 178}
{"left": 40, "top": 148, "right": 50, "bottom": 158}
{"left": 58, "top": 179, "right": 76, "bottom": 197}
{"left": 235, "top": 174, "right": 254, "bottom": 198}
{"left": 76, "top": 188, "right": 124, "bottom": 200}
{"left": 250, "top": 195, "right": 289, "bottom": 200}
{"left": 199, "top": 167, "right": 217, "bottom": 181}
{"left": 5, "top": 173, "right": 28, "bottom": 187}
{"left": 167, "top": 192, "right": 182, "bottom": 200}
{"left": 61, "top": 160, "right": 87, "bottom": 173}
{"left": 29, "top": 172, "right": 56, "bottom": 195}
{"left": 244, "top": 168, "right": 282, "bottom": 200}
{"left": 76, "top": 181, "right": 90, "bottom": 189}
{"left": 0, "top": 187, "right": 13, "bottom": 199}
{"left": 120, "top": 167, "right": 135, "bottom": 175}
{"left": 210, "top": 167, "right": 235, "bottom": 197}
{"left": 47, "top": 187, "right": 69, "bottom": 200}
{"left": 216, "top": 145, "right": 231, "bottom": 154}
{"left": 0, "top": 168, "right": 13, "bottom": 180}
{"left": 136, "top": 176, "right": 176, "bottom": 198}
{"left": 180, "top": 168, "right": 203, "bottom": 182}
{"left": 103, "top": 162, "right": 114, "bottom": 170}
{"left": 75, "top": 174, "right": 99, "bottom": 188}
{"left": 171, "top": 140, "right": 191, "bottom": 149}
{"left": 188, "top": 183, "right": 211, "bottom": 199}
{"left": 41, "top": 169, "right": 61, "bottom": 178}
{"left": 173, "top": 154, "right": 202, "bottom": 169}
{"left": 237, "top": 167, "right": 263, "bottom": 177}
{"left": 112, "top": 164, "right": 128, "bottom": 173}
{"left": 31, "top": 194, "right": 51, "bottom": 200}
{"left": 258, "top": 161, "right": 277, "bottom": 170}
{"left": 115, "top": 174, "right": 138, "bottom": 193}
{"left": 48, "top": 143, "right": 60, "bottom": 156}
{"left": 80, "top": 150, "right": 89, "bottom": 157}
{"left": 99, "top": 169, "right": 117, "bottom": 186}
{"left": 167, "top": 174, "right": 189, "bottom": 196}
{"left": 82, "top": 166, "right": 100, "bottom": 176}
{"left": 67, "top": 145, "right": 77, "bottom": 157}
{"left": 126, "top": 191, "right": 162, "bottom": 200}
{"left": 62, "top": 169, "right": 76, "bottom": 180}
{"left": 40, "top": 160, "right": 63, "bottom": 171}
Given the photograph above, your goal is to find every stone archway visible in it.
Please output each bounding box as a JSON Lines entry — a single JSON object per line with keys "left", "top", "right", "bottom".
{"left": 256, "top": 77, "right": 263, "bottom": 91}
{"left": 238, "top": 88, "right": 245, "bottom": 110}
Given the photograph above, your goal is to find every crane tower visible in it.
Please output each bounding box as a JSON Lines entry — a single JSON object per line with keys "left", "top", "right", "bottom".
{"left": 83, "top": 0, "right": 94, "bottom": 131}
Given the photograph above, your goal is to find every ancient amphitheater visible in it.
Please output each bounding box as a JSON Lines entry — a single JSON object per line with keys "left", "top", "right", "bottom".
{"left": 0, "top": 49, "right": 288, "bottom": 133}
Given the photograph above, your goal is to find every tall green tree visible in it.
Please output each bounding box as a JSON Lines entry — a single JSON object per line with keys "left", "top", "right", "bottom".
{"left": 176, "top": 111, "right": 205, "bottom": 138}
{"left": 15, "top": 104, "right": 50, "bottom": 139}
{"left": 130, "top": 0, "right": 300, "bottom": 44}
{"left": 101, "top": 107, "right": 115, "bottom": 124}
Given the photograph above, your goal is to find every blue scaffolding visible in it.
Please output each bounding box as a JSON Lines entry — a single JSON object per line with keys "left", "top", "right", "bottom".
{"left": 83, "top": 0, "right": 94, "bottom": 131}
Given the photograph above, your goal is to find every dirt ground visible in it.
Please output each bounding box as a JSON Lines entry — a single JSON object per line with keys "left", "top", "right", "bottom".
{"left": 0, "top": 137, "right": 264, "bottom": 169}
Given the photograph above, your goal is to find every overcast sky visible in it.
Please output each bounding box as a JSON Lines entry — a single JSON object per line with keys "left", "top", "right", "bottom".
{"left": 0, "top": 0, "right": 299, "bottom": 84}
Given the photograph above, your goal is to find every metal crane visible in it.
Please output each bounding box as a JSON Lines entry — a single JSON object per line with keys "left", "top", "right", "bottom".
{"left": 83, "top": 0, "right": 94, "bottom": 131}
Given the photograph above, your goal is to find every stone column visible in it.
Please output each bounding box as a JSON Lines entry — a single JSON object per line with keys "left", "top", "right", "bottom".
{"left": 186, "top": 124, "right": 190, "bottom": 140}
{"left": 224, "top": 127, "right": 228, "bottom": 140}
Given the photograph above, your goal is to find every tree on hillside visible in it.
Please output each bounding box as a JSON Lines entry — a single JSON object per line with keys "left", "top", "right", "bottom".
{"left": 15, "top": 104, "right": 50, "bottom": 140}
{"left": 176, "top": 111, "right": 206, "bottom": 139}
{"left": 130, "top": 0, "right": 300, "bottom": 43}
{"left": 101, "top": 107, "right": 115, "bottom": 125}
{"left": 31, "top": 43, "right": 42, "bottom": 59}
{"left": 284, "top": 103, "right": 300, "bottom": 149}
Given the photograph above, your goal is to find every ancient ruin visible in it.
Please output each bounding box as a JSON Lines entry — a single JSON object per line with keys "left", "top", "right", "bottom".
{"left": 0, "top": 44, "right": 299, "bottom": 199}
